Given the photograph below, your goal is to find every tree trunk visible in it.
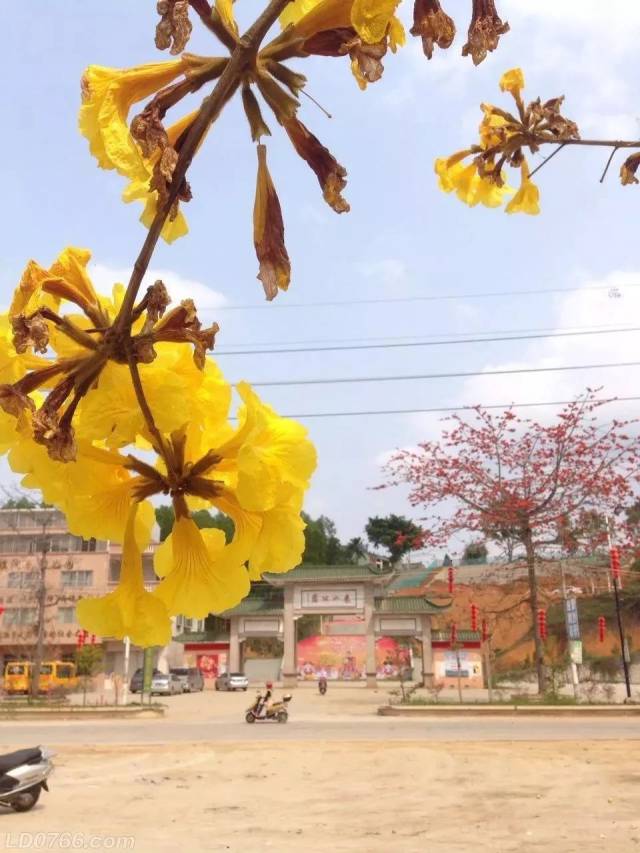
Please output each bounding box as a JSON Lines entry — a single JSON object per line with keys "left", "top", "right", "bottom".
{"left": 30, "top": 551, "right": 47, "bottom": 699}
{"left": 523, "top": 529, "right": 546, "bottom": 694}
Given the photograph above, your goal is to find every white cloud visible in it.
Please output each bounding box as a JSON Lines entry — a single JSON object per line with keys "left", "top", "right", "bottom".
{"left": 89, "top": 263, "right": 227, "bottom": 312}
{"left": 451, "top": 270, "right": 640, "bottom": 422}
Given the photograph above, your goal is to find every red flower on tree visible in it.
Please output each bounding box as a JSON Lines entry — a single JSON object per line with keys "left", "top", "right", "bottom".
{"left": 382, "top": 390, "right": 640, "bottom": 693}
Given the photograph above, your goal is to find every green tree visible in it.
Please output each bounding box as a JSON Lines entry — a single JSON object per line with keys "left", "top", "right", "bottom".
{"left": 155, "top": 505, "right": 235, "bottom": 542}
{"left": 365, "top": 515, "right": 422, "bottom": 564}
{"left": 1, "top": 496, "right": 37, "bottom": 509}
{"left": 343, "top": 537, "right": 367, "bottom": 564}
{"left": 75, "top": 644, "right": 105, "bottom": 706}
{"left": 463, "top": 541, "right": 488, "bottom": 563}
{"left": 301, "top": 513, "right": 345, "bottom": 564}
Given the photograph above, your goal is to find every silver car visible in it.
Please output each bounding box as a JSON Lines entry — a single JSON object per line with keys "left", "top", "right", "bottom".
{"left": 151, "top": 672, "right": 182, "bottom": 696}
{"left": 170, "top": 667, "right": 205, "bottom": 693}
{"left": 215, "top": 672, "right": 249, "bottom": 691}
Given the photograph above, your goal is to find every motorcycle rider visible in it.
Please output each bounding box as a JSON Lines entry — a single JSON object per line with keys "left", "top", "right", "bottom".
{"left": 318, "top": 675, "right": 328, "bottom": 695}
{"left": 255, "top": 681, "right": 273, "bottom": 717}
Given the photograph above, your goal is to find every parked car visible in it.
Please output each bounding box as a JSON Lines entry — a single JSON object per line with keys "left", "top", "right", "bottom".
{"left": 215, "top": 672, "right": 249, "bottom": 691}
{"left": 129, "top": 667, "right": 161, "bottom": 694}
{"left": 170, "top": 667, "right": 205, "bottom": 693}
{"left": 130, "top": 668, "right": 181, "bottom": 695}
{"left": 151, "top": 672, "right": 182, "bottom": 696}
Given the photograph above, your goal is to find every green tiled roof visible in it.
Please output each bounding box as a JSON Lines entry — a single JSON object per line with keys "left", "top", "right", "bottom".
{"left": 432, "top": 630, "right": 482, "bottom": 642}
{"left": 374, "top": 596, "right": 451, "bottom": 615}
{"left": 264, "top": 564, "right": 393, "bottom": 583}
{"left": 220, "top": 596, "right": 283, "bottom": 616}
{"left": 387, "top": 569, "right": 434, "bottom": 591}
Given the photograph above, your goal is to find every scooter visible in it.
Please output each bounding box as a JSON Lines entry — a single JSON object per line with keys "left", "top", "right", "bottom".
{"left": 245, "top": 691, "right": 292, "bottom": 723}
{"left": 318, "top": 677, "right": 327, "bottom": 695}
{"left": 0, "top": 747, "right": 54, "bottom": 812}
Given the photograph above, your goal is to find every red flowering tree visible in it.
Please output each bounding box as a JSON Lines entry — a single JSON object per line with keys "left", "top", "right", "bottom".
{"left": 384, "top": 392, "right": 640, "bottom": 693}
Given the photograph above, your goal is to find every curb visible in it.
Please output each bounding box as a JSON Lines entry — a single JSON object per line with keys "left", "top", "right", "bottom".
{"left": 0, "top": 707, "right": 165, "bottom": 720}
{"left": 378, "top": 704, "right": 640, "bottom": 717}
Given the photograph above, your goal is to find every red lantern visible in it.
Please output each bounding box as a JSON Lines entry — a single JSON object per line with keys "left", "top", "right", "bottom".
{"left": 598, "top": 616, "right": 606, "bottom": 643}
{"left": 0, "top": 605, "right": 5, "bottom": 617}
{"left": 610, "top": 547, "right": 621, "bottom": 580}
{"left": 537, "top": 609, "right": 547, "bottom": 640}
{"left": 470, "top": 603, "right": 479, "bottom": 632}
{"left": 481, "top": 619, "right": 489, "bottom": 643}
{"left": 447, "top": 566, "right": 454, "bottom": 594}
{"left": 450, "top": 623, "right": 457, "bottom": 645}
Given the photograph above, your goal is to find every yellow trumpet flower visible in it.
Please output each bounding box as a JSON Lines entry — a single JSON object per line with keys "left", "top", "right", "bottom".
{"left": 77, "top": 506, "right": 171, "bottom": 647}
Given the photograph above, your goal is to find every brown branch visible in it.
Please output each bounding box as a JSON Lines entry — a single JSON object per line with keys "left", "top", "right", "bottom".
{"left": 126, "top": 350, "right": 167, "bottom": 464}
{"left": 114, "top": 0, "right": 293, "bottom": 337}
{"left": 600, "top": 145, "right": 620, "bottom": 183}
{"left": 528, "top": 143, "right": 567, "bottom": 178}
{"left": 189, "top": 0, "right": 239, "bottom": 51}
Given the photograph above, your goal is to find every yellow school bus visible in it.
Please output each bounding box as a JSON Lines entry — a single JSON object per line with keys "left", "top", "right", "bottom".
{"left": 3, "top": 661, "right": 79, "bottom": 694}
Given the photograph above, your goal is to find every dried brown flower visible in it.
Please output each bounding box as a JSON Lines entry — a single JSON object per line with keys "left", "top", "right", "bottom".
{"left": 12, "top": 314, "right": 49, "bottom": 355}
{"left": 146, "top": 280, "right": 171, "bottom": 323}
{"left": 253, "top": 145, "right": 290, "bottom": 301}
{"left": 32, "top": 409, "right": 77, "bottom": 463}
{"left": 621, "top": 152, "right": 640, "bottom": 185}
{"left": 462, "top": 0, "right": 509, "bottom": 66}
{"left": 350, "top": 40, "right": 388, "bottom": 88}
{"left": 283, "top": 117, "right": 349, "bottom": 214}
{"left": 0, "top": 385, "right": 35, "bottom": 418}
{"left": 131, "top": 104, "right": 169, "bottom": 159}
{"left": 155, "top": 0, "right": 193, "bottom": 55}
{"left": 410, "top": 0, "right": 456, "bottom": 59}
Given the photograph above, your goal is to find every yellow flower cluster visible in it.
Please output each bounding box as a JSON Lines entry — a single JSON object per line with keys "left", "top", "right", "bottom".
{"left": 1, "top": 248, "right": 316, "bottom": 646}
{"left": 434, "top": 68, "right": 541, "bottom": 216}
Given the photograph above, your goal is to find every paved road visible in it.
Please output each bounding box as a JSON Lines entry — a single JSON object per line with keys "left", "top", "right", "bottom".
{"left": 0, "top": 715, "right": 639, "bottom": 746}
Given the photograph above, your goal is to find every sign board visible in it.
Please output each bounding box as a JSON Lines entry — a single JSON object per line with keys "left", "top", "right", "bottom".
{"left": 142, "top": 647, "right": 154, "bottom": 695}
{"left": 623, "top": 639, "right": 631, "bottom": 664}
{"left": 300, "top": 588, "right": 360, "bottom": 609}
{"left": 564, "top": 597, "right": 581, "bottom": 641}
{"left": 569, "top": 640, "right": 583, "bottom": 665}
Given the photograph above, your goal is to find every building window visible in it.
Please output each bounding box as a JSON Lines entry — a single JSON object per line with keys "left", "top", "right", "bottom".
{"left": 4, "top": 608, "right": 37, "bottom": 626}
{"left": 81, "top": 538, "right": 97, "bottom": 552}
{"left": 7, "top": 571, "right": 38, "bottom": 588}
{"left": 57, "top": 606, "right": 76, "bottom": 624}
{"left": 61, "top": 570, "right": 93, "bottom": 587}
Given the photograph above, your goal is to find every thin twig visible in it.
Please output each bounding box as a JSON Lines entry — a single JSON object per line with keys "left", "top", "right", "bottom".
{"left": 528, "top": 143, "right": 567, "bottom": 179}
{"left": 600, "top": 146, "right": 620, "bottom": 184}
{"left": 300, "top": 88, "right": 332, "bottom": 119}
{"left": 126, "top": 349, "right": 167, "bottom": 460}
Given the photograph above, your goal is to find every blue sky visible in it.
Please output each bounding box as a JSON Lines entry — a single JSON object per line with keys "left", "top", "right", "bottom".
{"left": 2, "top": 1, "right": 640, "bottom": 549}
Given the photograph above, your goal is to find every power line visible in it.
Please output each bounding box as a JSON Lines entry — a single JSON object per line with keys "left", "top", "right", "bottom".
{"left": 257, "top": 395, "right": 640, "bottom": 419}
{"left": 217, "top": 321, "right": 633, "bottom": 350}
{"left": 213, "top": 282, "right": 640, "bottom": 311}
{"left": 216, "top": 325, "right": 640, "bottom": 357}
{"left": 246, "top": 360, "right": 640, "bottom": 389}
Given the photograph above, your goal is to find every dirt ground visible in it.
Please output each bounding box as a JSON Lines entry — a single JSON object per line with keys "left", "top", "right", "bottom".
{"left": 3, "top": 739, "right": 640, "bottom": 853}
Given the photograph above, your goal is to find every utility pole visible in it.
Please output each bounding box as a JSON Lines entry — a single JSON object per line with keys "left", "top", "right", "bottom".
{"left": 122, "top": 636, "right": 131, "bottom": 706}
{"left": 30, "top": 520, "right": 52, "bottom": 699}
{"left": 560, "top": 561, "right": 579, "bottom": 700}
{"left": 605, "top": 516, "right": 631, "bottom": 700}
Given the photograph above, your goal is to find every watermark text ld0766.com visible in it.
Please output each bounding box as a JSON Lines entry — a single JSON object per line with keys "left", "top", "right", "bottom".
{"left": 3, "top": 834, "right": 135, "bottom": 850}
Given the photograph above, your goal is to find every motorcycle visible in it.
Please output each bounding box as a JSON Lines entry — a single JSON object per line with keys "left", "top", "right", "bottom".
{"left": 318, "top": 677, "right": 327, "bottom": 695}
{"left": 0, "top": 746, "right": 54, "bottom": 812}
{"left": 245, "top": 691, "right": 292, "bottom": 724}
